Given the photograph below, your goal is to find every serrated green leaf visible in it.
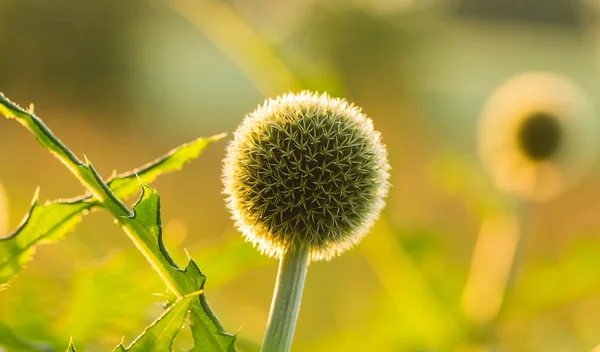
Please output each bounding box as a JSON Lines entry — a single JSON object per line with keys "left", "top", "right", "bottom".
{"left": 107, "top": 133, "right": 225, "bottom": 201}
{"left": 123, "top": 184, "right": 195, "bottom": 287}
{"left": 0, "top": 192, "right": 91, "bottom": 288}
{"left": 1, "top": 93, "right": 234, "bottom": 351}
{"left": 0, "top": 116, "right": 223, "bottom": 288}
{"left": 66, "top": 338, "right": 76, "bottom": 352}
{"left": 123, "top": 185, "right": 236, "bottom": 352}
{"left": 0, "top": 321, "right": 52, "bottom": 352}
{"left": 189, "top": 302, "right": 237, "bottom": 352}
{"left": 114, "top": 294, "right": 196, "bottom": 352}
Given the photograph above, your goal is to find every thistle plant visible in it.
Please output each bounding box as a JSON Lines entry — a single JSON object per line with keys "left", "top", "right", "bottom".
{"left": 222, "top": 91, "right": 391, "bottom": 352}
{"left": 0, "top": 93, "right": 235, "bottom": 351}
{"left": 463, "top": 72, "right": 598, "bottom": 340}
{"left": 477, "top": 71, "right": 597, "bottom": 202}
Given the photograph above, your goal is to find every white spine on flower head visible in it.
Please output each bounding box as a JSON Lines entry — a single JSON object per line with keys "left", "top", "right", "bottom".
{"left": 222, "top": 91, "right": 391, "bottom": 261}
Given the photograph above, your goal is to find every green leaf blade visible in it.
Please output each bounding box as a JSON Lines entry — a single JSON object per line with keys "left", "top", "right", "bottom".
{"left": 116, "top": 294, "right": 195, "bottom": 351}
{"left": 0, "top": 101, "right": 223, "bottom": 287}
{"left": 185, "top": 259, "right": 236, "bottom": 352}
{"left": 123, "top": 184, "right": 190, "bottom": 290}
{"left": 108, "top": 134, "right": 225, "bottom": 201}
{"left": 1, "top": 92, "right": 235, "bottom": 351}
{"left": 124, "top": 185, "right": 236, "bottom": 351}
{"left": 0, "top": 193, "right": 91, "bottom": 287}
{"left": 189, "top": 300, "right": 237, "bottom": 352}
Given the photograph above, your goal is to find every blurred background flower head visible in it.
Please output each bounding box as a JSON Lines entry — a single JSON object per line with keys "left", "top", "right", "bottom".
{"left": 477, "top": 72, "right": 598, "bottom": 201}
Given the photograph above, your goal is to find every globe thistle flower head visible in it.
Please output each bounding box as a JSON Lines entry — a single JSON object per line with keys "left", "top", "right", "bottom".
{"left": 478, "top": 72, "right": 598, "bottom": 201}
{"left": 517, "top": 112, "right": 562, "bottom": 161}
{"left": 222, "top": 91, "right": 390, "bottom": 261}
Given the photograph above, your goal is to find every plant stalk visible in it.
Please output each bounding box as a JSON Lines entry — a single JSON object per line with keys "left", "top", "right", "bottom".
{"left": 261, "top": 246, "right": 309, "bottom": 352}
{"left": 497, "top": 200, "right": 530, "bottom": 316}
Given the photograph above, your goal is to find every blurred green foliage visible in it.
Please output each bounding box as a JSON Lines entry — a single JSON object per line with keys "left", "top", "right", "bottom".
{"left": 2, "top": 0, "right": 600, "bottom": 351}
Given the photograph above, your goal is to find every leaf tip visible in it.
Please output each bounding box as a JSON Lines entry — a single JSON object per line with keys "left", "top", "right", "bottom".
{"left": 83, "top": 154, "right": 92, "bottom": 166}
{"left": 211, "top": 132, "right": 228, "bottom": 142}
{"left": 32, "top": 187, "right": 41, "bottom": 204}
{"left": 66, "top": 337, "right": 77, "bottom": 352}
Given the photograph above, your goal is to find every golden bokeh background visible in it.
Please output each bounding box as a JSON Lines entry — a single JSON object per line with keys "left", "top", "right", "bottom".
{"left": 2, "top": 0, "right": 600, "bottom": 351}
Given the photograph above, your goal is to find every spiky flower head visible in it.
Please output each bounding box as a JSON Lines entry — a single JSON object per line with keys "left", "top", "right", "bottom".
{"left": 222, "top": 91, "right": 390, "bottom": 261}
{"left": 477, "top": 72, "right": 598, "bottom": 201}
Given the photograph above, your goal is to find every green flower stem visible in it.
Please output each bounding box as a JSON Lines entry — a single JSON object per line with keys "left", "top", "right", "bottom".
{"left": 261, "top": 246, "right": 309, "bottom": 352}
{"left": 498, "top": 200, "right": 531, "bottom": 316}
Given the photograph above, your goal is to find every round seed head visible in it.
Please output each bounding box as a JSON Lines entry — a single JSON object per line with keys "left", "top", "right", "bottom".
{"left": 222, "top": 91, "right": 390, "bottom": 261}
{"left": 477, "top": 72, "right": 598, "bottom": 201}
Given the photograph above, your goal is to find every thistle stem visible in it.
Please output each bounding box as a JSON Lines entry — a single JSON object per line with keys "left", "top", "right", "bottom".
{"left": 261, "top": 246, "right": 310, "bottom": 352}
{"left": 498, "top": 200, "right": 530, "bottom": 314}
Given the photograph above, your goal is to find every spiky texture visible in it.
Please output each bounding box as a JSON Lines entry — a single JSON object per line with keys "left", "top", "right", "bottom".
{"left": 222, "top": 91, "right": 390, "bottom": 261}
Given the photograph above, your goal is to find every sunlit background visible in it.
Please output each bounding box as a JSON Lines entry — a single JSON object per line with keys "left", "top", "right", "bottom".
{"left": 2, "top": 0, "right": 600, "bottom": 351}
